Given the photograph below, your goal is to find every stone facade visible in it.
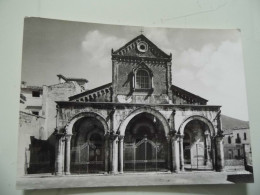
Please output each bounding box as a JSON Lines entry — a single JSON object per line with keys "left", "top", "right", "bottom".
{"left": 53, "top": 34, "right": 225, "bottom": 175}
{"left": 17, "top": 112, "right": 45, "bottom": 176}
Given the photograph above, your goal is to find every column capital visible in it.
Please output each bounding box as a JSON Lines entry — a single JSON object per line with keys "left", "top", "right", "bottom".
{"left": 65, "top": 133, "right": 72, "bottom": 138}
{"left": 109, "top": 132, "right": 119, "bottom": 141}
{"left": 215, "top": 134, "right": 224, "bottom": 141}
{"left": 168, "top": 129, "right": 177, "bottom": 137}
{"left": 118, "top": 135, "right": 124, "bottom": 141}
{"left": 171, "top": 134, "right": 180, "bottom": 142}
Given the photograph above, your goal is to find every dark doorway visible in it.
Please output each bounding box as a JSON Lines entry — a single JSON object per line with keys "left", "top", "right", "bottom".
{"left": 183, "top": 120, "right": 213, "bottom": 171}
{"left": 70, "top": 117, "right": 105, "bottom": 174}
{"left": 124, "top": 113, "right": 168, "bottom": 172}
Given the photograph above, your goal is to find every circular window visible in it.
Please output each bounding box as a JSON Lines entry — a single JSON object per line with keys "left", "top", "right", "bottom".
{"left": 137, "top": 41, "right": 148, "bottom": 53}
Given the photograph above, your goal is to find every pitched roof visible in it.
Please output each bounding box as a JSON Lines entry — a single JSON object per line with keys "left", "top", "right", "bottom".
{"left": 69, "top": 83, "right": 112, "bottom": 101}
{"left": 171, "top": 85, "right": 208, "bottom": 104}
{"left": 112, "top": 34, "right": 171, "bottom": 59}
{"left": 221, "top": 115, "right": 249, "bottom": 130}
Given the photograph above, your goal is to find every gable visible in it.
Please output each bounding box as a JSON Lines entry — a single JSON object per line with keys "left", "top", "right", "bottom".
{"left": 112, "top": 34, "right": 171, "bottom": 60}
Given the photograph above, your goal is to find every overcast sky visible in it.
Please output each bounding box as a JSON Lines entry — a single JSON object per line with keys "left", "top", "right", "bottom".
{"left": 21, "top": 18, "right": 249, "bottom": 120}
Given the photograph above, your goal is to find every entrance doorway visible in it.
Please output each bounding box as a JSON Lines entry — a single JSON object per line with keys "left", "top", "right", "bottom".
{"left": 183, "top": 120, "right": 213, "bottom": 171}
{"left": 70, "top": 117, "right": 105, "bottom": 174}
{"left": 124, "top": 113, "right": 168, "bottom": 172}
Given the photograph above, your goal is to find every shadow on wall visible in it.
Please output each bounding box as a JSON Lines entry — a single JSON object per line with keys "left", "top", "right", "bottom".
{"left": 26, "top": 134, "right": 56, "bottom": 174}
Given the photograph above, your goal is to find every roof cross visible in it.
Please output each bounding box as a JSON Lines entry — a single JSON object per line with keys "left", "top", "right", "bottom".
{"left": 140, "top": 27, "right": 144, "bottom": 34}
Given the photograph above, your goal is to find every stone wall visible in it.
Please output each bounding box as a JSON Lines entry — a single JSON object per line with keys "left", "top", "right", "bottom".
{"left": 42, "top": 82, "right": 83, "bottom": 138}
{"left": 17, "top": 112, "right": 45, "bottom": 176}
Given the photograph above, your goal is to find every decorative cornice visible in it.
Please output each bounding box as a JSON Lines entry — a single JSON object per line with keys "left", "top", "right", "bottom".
{"left": 56, "top": 101, "right": 221, "bottom": 110}
{"left": 112, "top": 55, "right": 171, "bottom": 63}
{"left": 69, "top": 84, "right": 112, "bottom": 103}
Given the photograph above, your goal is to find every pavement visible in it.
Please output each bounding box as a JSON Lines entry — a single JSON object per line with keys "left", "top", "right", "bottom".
{"left": 16, "top": 170, "right": 254, "bottom": 190}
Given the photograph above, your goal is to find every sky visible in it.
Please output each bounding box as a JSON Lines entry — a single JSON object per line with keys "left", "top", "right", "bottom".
{"left": 21, "top": 18, "right": 249, "bottom": 121}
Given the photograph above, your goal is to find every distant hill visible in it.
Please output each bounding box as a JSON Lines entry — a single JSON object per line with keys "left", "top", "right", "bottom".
{"left": 221, "top": 115, "right": 249, "bottom": 130}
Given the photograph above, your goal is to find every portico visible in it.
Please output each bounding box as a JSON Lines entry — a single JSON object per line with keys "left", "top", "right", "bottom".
{"left": 54, "top": 102, "right": 225, "bottom": 175}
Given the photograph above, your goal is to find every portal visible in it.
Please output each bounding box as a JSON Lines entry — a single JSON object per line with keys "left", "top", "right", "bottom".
{"left": 123, "top": 113, "right": 168, "bottom": 172}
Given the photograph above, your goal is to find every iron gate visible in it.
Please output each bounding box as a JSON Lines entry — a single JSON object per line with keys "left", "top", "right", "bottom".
{"left": 71, "top": 142, "right": 104, "bottom": 174}
{"left": 124, "top": 138, "right": 166, "bottom": 172}
{"left": 184, "top": 143, "right": 213, "bottom": 171}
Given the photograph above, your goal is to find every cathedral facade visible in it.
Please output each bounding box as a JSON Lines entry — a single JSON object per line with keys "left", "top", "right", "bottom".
{"left": 54, "top": 34, "right": 225, "bottom": 175}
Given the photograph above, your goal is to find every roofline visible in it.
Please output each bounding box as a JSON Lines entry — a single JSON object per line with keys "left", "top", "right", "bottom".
{"left": 56, "top": 101, "right": 221, "bottom": 109}
{"left": 69, "top": 83, "right": 112, "bottom": 100}
{"left": 171, "top": 85, "right": 208, "bottom": 102}
{"left": 57, "top": 74, "right": 88, "bottom": 83}
{"left": 222, "top": 127, "right": 249, "bottom": 131}
{"left": 21, "top": 86, "right": 43, "bottom": 90}
{"left": 112, "top": 34, "right": 171, "bottom": 58}
{"left": 19, "top": 111, "right": 46, "bottom": 119}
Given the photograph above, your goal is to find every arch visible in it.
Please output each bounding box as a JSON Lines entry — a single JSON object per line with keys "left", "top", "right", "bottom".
{"left": 118, "top": 107, "right": 170, "bottom": 136}
{"left": 131, "top": 122, "right": 155, "bottom": 135}
{"left": 178, "top": 115, "right": 216, "bottom": 136}
{"left": 65, "top": 112, "right": 109, "bottom": 135}
{"left": 87, "top": 129, "right": 104, "bottom": 141}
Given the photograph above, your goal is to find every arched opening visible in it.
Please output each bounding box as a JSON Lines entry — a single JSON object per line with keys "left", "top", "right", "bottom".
{"left": 70, "top": 117, "right": 105, "bottom": 174}
{"left": 136, "top": 69, "right": 150, "bottom": 89}
{"left": 123, "top": 112, "right": 168, "bottom": 172}
{"left": 183, "top": 132, "right": 191, "bottom": 165}
{"left": 183, "top": 119, "right": 213, "bottom": 171}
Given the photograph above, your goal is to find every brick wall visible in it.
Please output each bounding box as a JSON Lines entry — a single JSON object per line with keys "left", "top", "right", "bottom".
{"left": 114, "top": 61, "right": 170, "bottom": 104}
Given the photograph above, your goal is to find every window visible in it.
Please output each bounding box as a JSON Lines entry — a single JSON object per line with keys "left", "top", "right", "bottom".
{"left": 32, "top": 91, "right": 40, "bottom": 97}
{"left": 237, "top": 149, "right": 241, "bottom": 158}
{"left": 136, "top": 69, "right": 149, "bottom": 89}
{"left": 228, "top": 136, "right": 231, "bottom": 144}
{"left": 235, "top": 133, "right": 241, "bottom": 144}
{"left": 32, "top": 111, "right": 39, "bottom": 116}
{"left": 244, "top": 132, "right": 247, "bottom": 140}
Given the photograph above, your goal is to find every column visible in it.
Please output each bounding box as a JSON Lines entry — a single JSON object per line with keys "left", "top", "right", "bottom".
{"left": 215, "top": 135, "right": 225, "bottom": 172}
{"left": 118, "top": 135, "right": 124, "bottom": 174}
{"left": 166, "top": 136, "right": 171, "bottom": 171}
{"left": 110, "top": 134, "right": 119, "bottom": 174}
{"left": 204, "top": 132, "right": 210, "bottom": 166}
{"left": 179, "top": 135, "right": 185, "bottom": 171}
{"left": 104, "top": 133, "right": 110, "bottom": 173}
{"left": 65, "top": 134, "right": 72, "bottom": 175}
{"left": 55, "top": 135, "right": 64, "bottom": 176}
{"left": 171, "top": 135, "right": 180, "bottom": 172}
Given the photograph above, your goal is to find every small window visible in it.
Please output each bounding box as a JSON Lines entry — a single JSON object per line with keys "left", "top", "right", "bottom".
{"left": 32, "top": 111, "right": 39, "bottom": 116}
{"left": 237, "top": 149, "right": 241, "bottom": 158}
{"left": 228, "top": 136, "right": 231, "bottom": 144}
{"left": 136, "top": 69, "right": 150, "bottom": 89}
{"left": 236, "top": 133, "right": 241, "bottom": 144}
{"left": 32, "top": 91, "right": 40, "bottom": 97}
{"left": 244, "top": 132, "right": 247, "bottom": 140}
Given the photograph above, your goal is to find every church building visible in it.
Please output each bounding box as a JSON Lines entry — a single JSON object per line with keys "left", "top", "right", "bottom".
{"left": 54, "top": 34, "right": 225, "bottom": 175}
